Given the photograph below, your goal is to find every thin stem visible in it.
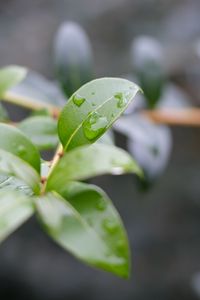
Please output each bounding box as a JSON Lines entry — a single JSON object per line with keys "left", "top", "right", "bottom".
{"left": 142, "top": 108, "right": 200, "bottom": 127}
{"left": 40, "top": 144, "right": 63, "bottom": 194}
{"left": 2, "top": 91, "right": 200, "bottom": 127}
{"left": 2, "top": 91, "right": 60, "bottom": 116}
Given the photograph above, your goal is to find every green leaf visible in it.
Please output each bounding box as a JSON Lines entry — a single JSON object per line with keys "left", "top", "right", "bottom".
{"left": 36, "top": 189, "right": 129, "bottom": 278}
{"left": 46, "top": 144, "right": 142, "bottom": 192}
{"left": 18, "top": 116, "right": 58, "bottom": 151}
{"left": 54, "top": 22, "right": 93, "bottom": 97}
{"left": 0, "top": 149, "right": 40, "bottom": 194}
{"left": 0, "top": 123, "right": 40, "bottom": 173}
{"left": 0, "top": 174, "right": 33, "bottom": 196}
{"left": 58, "top": 78, "right": 140, "bottom": 150}
{"left": 0, "top": 65, "right": 27, "bottom": 97}
{"left": 0, "top": 191, "right": 33, "bottom": 243}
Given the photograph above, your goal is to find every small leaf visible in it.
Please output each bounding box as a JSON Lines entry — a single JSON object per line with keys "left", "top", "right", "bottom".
{"left": 0, "top": 149, "right": 40, "bottom": 194}
{"left": 58, "top": 77, "right": 140, "bottom": 150}
{"left": 36, "top": 189, "right": 129, "bottom": 278}
{"left": 19, "top": 116, "right": 58, "bottom": 151}
{"left": 54, "top": 22, "right": 93, "bottom": 97}
{"left": 0, "top": 65, "right": 27, "bottom": 97}
{"left": 0, "top": 191, "right": 33, "bottom": 243}
{"left": 0, "top": 123, "right": 40, "bottom": 173}
{"left": 46, "top": 144, "right": 142, "bottom": 192}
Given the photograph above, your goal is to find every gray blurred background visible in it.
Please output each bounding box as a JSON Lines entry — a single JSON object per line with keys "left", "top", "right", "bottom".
{"left": 0, "top": 0, "right": 200, "bottom": 299}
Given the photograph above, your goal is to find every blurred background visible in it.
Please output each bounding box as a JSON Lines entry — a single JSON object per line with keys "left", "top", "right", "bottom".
{"left": 1, "top": 0, "right": 200, "bottom": 299}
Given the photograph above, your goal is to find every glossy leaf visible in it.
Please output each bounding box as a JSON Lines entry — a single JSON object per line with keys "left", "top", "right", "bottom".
{"left": 0, "top": 149, "right": 40, "bottom": 194}
{"left": 0, "top": 65, "right": 27, "bottom": 97}
{"left": 58, "top": 78, "right": 140, "bottom": 150}
{"left": 46, "top": 144, "right": 142, "bottom": 192}
{"left": 0, "top": 123, "right": 40, "bottom": 173}
{"left": 54, "top": 22, "right": 93, "bottom": 97}
{"left": 19, "top": 116, "right": 58, "bottom": 151}
{"left": 36, "top": 190, "right": 129, "bottom": 278}
{"left": 0, "top": 174, "right": 33, "bottom": 196}
{"left": 0, "top": 191, "right": 33, "bottom": 243}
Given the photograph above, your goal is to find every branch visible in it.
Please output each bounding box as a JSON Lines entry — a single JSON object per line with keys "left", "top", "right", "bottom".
{"left": 2, "top": 91, "right": 60, "bottom": 117}
{"left": 40, "top": 144, "right": 63, "bottom": 194}
{"left": 142, "top": 108, "right": 200, "bottom": 127}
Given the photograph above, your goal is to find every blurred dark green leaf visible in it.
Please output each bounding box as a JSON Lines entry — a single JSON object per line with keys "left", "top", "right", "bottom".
{"left": 19, "top": 116, "right": 58, "bottom": 151}
{"left": 36, "top": 188, "right": 129, "bottom": 278}
{"left": 131, "top": 36, "right": 165, "bottom": 108}
{"left": 46, "top": 144, "right": 142, "bottom": 192}
{"left": 0, "top": 191, "right": 33, "bottom": 243}
{"left": 0, "top": 65, "right": 27, "bottom": 97}
{"left": 58, "top": 78, "right": 140, "bottom": 150}
{"left": 0, "top": 123, "right": 40, "bottom": 173}
{"left": 54, "top": 22, "right": 93, "bottom": 97}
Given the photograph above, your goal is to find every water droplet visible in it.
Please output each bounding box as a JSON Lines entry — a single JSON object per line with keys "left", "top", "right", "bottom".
{"left": 17, "top": 145, "right": 26, "bottom": 155}
{"left": 96, "top": 198, "right": 107, "bottom": 211}
{"left": 72, "top": 94, "right": 86, "bottom": 107}
{"left": 102, "top": 218, "right": 118, "bottom": 234}
{"left": 117, "top": 239, "right": 124, "bottom": 251}
{"left": 111, "top": 159, "right": 124, "bottom": 175}
{"left": 114, "top": 92, "right": 128, "bottom": 108}
{"left": 83, "top": 112, "right": 108, "bottom": 141}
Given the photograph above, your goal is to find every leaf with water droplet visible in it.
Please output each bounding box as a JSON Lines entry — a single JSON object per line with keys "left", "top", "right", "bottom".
{"left": 72, "top": 94, "right": 86, "bottom": 107}
{"left": 41, "top": 181, "right": 130, "bottom": 278}
{"left": 83, "top": 112, "right": 108, "bottom": 141}
{"left": 58, "top": 78, "right": 140, "bottom": 150}
{"left": 0, "top": 149, "right": 40, "bottom": 194}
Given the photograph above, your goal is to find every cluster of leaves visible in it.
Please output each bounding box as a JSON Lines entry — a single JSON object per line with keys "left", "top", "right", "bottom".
{"left": 0, "top": 61, "right": 143, "bottom": 278}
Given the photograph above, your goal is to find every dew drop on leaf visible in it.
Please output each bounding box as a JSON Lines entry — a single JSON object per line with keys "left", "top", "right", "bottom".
{"left": 72, "top": 94, "right": 86, "bottom": 107}
{"left": 102, "top": 218, "right": 118, "bottom": 234}
{"left": 96, "top": 198, "right": 107, "bottom": 211}
{"left": 17, "top": 145, "right": 26, "bottom": 155}
{"left": 114, "top": 92, "right": 128, "bottom": 108}
{"left": 83, "top": 112, "right": 108, "bottom": 141}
